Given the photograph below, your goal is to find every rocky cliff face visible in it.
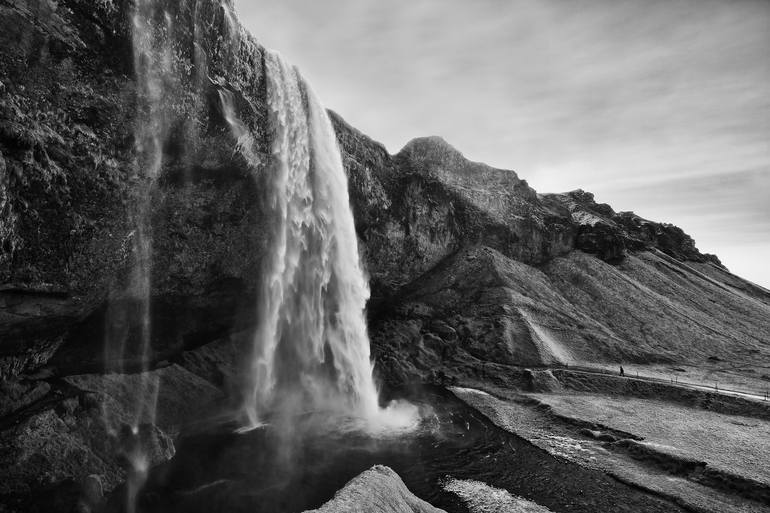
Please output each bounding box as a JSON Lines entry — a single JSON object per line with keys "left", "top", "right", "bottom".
{"left": 540, "top": 189, "right": 723, "bottom": 265}
{"left": 0, "top": 0, "right": 271, "bottom": 379}
{"left": 2, "top": 1, "right": 769, "bottom": 510}
{"left": 332, "top": 114, "right": 574, "bottom": 299}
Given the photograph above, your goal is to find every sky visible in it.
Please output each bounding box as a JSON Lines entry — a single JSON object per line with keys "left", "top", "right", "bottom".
{"left": 234, "top": 0, "right": 770, "bottom": 288}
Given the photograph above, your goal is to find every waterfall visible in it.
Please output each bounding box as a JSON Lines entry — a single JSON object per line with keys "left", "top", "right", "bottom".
{"left": 112, "top": 2, "right": 183, "bottom": 511}
{"left": 234, "top": 50, "right": 417, "bottom": 433}
{"left": 126, "top": 0, "right": 173, "bottom": 430}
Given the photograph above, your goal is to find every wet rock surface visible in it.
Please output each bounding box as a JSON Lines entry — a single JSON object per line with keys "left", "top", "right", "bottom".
{"left": 64, "top": 364, "right": 224, "bottom": 433}
{"left": 0, "top": 0, "right": 268, "bottom": 380}
{"left": 0, "top": 385, "right": 173, "bottom": 513}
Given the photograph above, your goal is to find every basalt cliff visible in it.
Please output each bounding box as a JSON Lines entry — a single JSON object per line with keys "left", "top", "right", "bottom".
{"left": 1, "top": 1, "right": 769, "bottom": 512}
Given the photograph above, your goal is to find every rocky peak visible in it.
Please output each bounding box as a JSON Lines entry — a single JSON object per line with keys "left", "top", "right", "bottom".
{"left": 396, "top": 136, "right": 534, "bottom": 198}
{"left": 541, "top": 189, "right": 723, "bottom": 266}
{"left": 397, "top": 136, "right": 467, "bottom": 170}
{"left": 394, "top": 136, "right": 542, "bottom": 228}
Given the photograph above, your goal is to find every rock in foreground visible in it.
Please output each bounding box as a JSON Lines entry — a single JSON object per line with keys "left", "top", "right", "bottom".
{"left": 304, "top": 465, "right": 445, "bottom": 513}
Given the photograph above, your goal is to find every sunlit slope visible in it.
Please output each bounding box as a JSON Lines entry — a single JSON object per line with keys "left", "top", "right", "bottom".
{"left": 543, "top": 250, "right": 770, "bottom": 363}
{"left": 385, "top": 245, "right": 770, "bottom": 369}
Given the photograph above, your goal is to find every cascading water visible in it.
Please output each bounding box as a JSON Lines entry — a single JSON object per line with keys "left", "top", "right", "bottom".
{"left": 113, "top": 1, "right": 174, "bottom": 511}
{"left": 127, "top": 0, "right": 173, "bottom": 427}
{"left": 225, "top": 50, "right": 418, "bottom": 433}
{"left": 110, "top": 0, "right": 232, "bottom": 510}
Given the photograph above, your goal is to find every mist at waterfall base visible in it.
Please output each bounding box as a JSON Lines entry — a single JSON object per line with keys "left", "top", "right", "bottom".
{"left": 109, "top": 386, "right": 677, "bottom": 513}
{"left": 116, "top": 390, "right": 496, "bottom": 513}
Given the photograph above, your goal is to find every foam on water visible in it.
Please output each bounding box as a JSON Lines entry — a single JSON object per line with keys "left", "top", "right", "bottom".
{"left": 443, "top": 478, "right": 555, "bottom": 513}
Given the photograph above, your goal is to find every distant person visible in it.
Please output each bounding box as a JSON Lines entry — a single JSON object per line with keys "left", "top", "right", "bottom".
{"left": 619, "top": 365, "right": 625, "bottom": 376}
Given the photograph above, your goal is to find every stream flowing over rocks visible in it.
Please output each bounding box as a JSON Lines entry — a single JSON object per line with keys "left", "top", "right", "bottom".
{"left": 1, "top": 1, "right": 770, "bottom": 512}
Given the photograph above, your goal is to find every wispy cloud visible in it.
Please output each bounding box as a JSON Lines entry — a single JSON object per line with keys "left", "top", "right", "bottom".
{"left": 235, "top": 0, "right": 770, "bottom": 286}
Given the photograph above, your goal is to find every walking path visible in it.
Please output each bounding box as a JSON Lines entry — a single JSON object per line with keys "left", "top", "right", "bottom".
{"left": 551, "top": 364, "right": 770, "bottom": 402}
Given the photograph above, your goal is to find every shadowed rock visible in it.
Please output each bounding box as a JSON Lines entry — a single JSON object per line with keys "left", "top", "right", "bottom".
{"left": 370, "top": 246, "right": 770, "bottom": 386}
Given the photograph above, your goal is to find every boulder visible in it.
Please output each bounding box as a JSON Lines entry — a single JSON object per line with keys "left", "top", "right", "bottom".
{"left": 0, "top": 376, "right": 50, "bottom": 417}
{"left": 304, "top": 465, "right": 445, "bottom": 513}
{"left": 527, "top": 369, "right": 564, "bottom": 393}
{"left": 0, "top": 392, "right": 172, "bottom": 512}
{"left": 64, "top": 364, "right": 224, "bottom": 433}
